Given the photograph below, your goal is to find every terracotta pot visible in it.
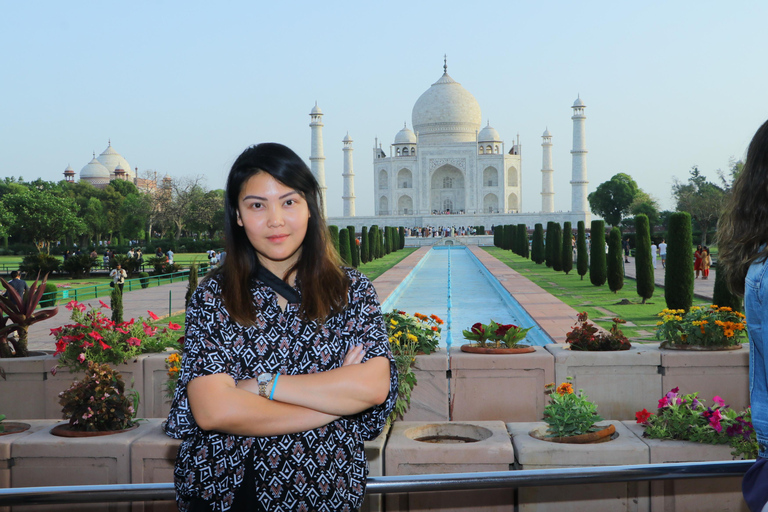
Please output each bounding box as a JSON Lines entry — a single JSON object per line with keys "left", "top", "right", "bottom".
{"left": 0, "top": 422, "right": 31, "bottom": 436}
{"left": 50, "top": 422, "right": 139, "bottom": 438}
{"left": 460, "top": 344, "right": 536, "bottom": 355}
{"left": 530, "top": 423, "right": 616, "bottom": 444}
{"left": 661, "top": 341, "right": 742, "bottom": 351}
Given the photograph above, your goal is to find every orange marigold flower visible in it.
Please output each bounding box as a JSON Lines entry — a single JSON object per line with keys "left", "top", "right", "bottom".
{"left": 556, "top": 382, "right": 574, "bottom": 395}
{"left": 431, "top": 326, "right": 438, "bottom": 331}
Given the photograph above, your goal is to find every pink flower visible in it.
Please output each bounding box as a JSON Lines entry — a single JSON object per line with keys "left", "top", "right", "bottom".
{"left": 713, "top": 396, "right": 726, "bottom": 407}
{"left": 65, "top": 300, "right": 80, "bottom": 311}
{"left": 709, "top": 409, "right": 723, "bottom": 432}
{"left": 148, "top": 311, "right": 159, "bottom": 321}
{"left": 99, "top": 300, "right": 111, "bottom": 310}
{"left": 142, "top": 322, "right": 157, "bottom": 337}
{"left": 126, "top": 337, "right": 142, "bottom": 347}
{"left": 658, "top": 396, "right": 669, "bottom": 409}
{"left": 77, "top": 353, "right": 86, "bottom": 363}
{"left": 115, "top": 327, "right": 129, "bottom": 334}
{"left": 168, "top": 322, "right": 181, "bottom": 331}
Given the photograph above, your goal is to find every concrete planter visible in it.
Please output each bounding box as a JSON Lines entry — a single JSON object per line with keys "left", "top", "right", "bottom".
{"left": 508, "top": 420, "right": 649, "bottom": 512}
{"left": 659, "top": 343, "right": 750, "bottom": 412}
{"left": 545, "top": 343, "right": 662, "bottom": 420}
{"left": 623, "top": 421, "right": 748, "bottom": 512}
{"left": 385, "top": 421, "right": 515, "bottom": 512}
{"left": 402, "top": 350, "right": 449, "bottom": 421}
{"left": 450, "top": 346, "right": 554, "bottom": 422}
{"left": 141, "top": 353, "right": 174, "bottom": 419}
{"left": 10, "top": 419, "right": 153, "bottom": 512}
{"left": 0, "top": 353, "right": 56, "bottom": 420}
{"left": 130, "top": 419, "right": 178, "bottom": 512}
{"left": 361, "top": 422, "right": 391, "bottom": 512}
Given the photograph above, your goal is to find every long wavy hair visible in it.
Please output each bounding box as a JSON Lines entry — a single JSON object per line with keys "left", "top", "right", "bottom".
{"left": 217, "top": 143, "right": 348, "bottom": 324}
{"left": 717, "top": 119, "right": 768, "bottom": 296}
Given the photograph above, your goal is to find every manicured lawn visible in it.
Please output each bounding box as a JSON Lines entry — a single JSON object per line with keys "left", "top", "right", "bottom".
{"left": 483, "top": 247, "right": 710, "bottom": 342}
{"left": 357, "top": 248, "right": 418, "bottom": 281}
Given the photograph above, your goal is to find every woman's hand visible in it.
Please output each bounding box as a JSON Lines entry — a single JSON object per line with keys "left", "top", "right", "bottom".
{"left": 342, "top": 344, "right": 365, "bottom": 366}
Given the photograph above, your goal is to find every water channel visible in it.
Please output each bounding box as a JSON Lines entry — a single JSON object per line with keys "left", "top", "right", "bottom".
{"left": 380, "top": 246, "right": 551, "bottom": 352}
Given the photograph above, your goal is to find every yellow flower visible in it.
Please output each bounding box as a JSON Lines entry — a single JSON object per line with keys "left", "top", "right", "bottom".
{"left": 719, "top": 306, "right": 733, "bottom": 312}
{"left": 407, "top": 334, "right": 418, "bottom": 343}
{"left": 390, "top": 319, "right": 398, "bottom": 326}
{"left": 656, "top": 321, "right": 663, "bottom": 326}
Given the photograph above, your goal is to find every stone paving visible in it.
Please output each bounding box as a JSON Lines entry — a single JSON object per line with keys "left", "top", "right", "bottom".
{"left": 621, "top": 256, "right": 714, "bottom": 301}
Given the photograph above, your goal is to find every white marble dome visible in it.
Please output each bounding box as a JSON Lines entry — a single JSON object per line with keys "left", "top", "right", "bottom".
{"left": 478, "top": 122, "right": 500, "bottom": 142}
{"left": 97, "top": 142, "right": 134, "bottom": 179}
{"left": 412, "top": 72, "right": 481, "bottom": 144}
{"left": 542, "top": 128, "right": 552, "bottom": 137}
{"left": 394, "top": 124, "right": 417, "bottom": 144}
{"left": 573, "top": 96, "right": 585, "bottom": 107}
{"left": 80, "top": 155, "right": 110, "bottom": 179}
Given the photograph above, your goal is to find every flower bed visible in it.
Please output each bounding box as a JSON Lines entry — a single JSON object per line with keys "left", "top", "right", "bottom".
{"left": 656, "top": 305, "right": 746, "bottom": 348}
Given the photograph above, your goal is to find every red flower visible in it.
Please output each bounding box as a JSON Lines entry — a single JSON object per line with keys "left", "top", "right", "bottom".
{"left": 88, "top": 331, "right": 103, "bottom": 341}
{"left": 50, "top": 326, "right": 64, "bottom": 336}
{"left": 115, "top": 327, "right": 129, "bottom": 334}
{"left": 471, "top": 323, "right": 485, "bottom": 336}
{"left": 54, "top": 339, "right": 67, "bottom": 355}
{"left": 99, "top": 300, "right": 111, "bottom": 310}
{"left": 168, "top": 322, "right": 181, "bottom": 331}
{"left": 431, "top": 326, "right": 438, "bottom": 332}
{"left": 177, "top": 335, "right": 185, "bottom": 346}
{"left": 80, "top": 340, "right": 94, "bottom": 349}
{"left": 635, "top": 408, "right": 652, "bottom": 423}
{"left": 126, "top": 337, "right": 142, "bottom": 347}
{"left": 99, "top": 340, "right": 111, "bottom": 350}
{"left": 148, "top": 311, "right": 159, "bottom": 321}
{"left": 494, "top": 324, "right": 516, "bottom": 337}
{"left": 142, "top": 321, "right": 157, "bottom": 337}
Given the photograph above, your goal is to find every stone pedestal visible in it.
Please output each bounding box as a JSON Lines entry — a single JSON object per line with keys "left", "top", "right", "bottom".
{"left": 659, "top": 343, "right": 750, "bottom": 412}
{"left": 450, "top": 347, "right": 554, "bottom": 422}
{"left": 385, "top": 421, "right": 515, "bottom": 512}
{"left": 141, "top": 353, "right": 173, "bottom": 419}
{"left": 546, "top": 343, "right": 662, "bottom": 420}
{"left": 623, "top": 421, "right": 749, "bottom": 512}
{"left": 0, "top": 353, "right": 55, "bottom": 420}
{"left": 129, "top": 419, "right": 179, "bottom": 512}
{"left": 361, "top": 423, "right": 390, "bottom": 512}
{"left": 508, "top": 421, "right": 649, "bottom": 512}
{"left": 402, "top": 351, "right": 449, "bottom": 421}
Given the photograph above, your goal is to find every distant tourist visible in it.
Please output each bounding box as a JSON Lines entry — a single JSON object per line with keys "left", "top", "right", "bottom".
{"left": 694, "top": 245, "right": 704, "bottom": 279}
{"left": 659, "top": 239, "right": 668, "bottom": 268}
{"left": 651, "top": 241, "right": 658, "bottom": 269}
{"left": 109, "top": 263, "right": 127, "bottom": 293}
{"left": 6, "top": 271, "right": 28, "bottom": 298}
{"left": 166, "top": 249, "right": 174, "bottom": 264}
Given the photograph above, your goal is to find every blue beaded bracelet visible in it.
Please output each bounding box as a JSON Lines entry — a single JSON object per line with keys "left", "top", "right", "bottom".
{"left": 269, "top": 373, "right": 280, "bottom": 401}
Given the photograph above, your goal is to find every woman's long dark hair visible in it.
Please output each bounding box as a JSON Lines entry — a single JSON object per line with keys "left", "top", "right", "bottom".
{"left": 218, "top": 143, "right": 348, "bottom": 324}
{"left": 717, "top": 119, "right": 768, "bottom": 296}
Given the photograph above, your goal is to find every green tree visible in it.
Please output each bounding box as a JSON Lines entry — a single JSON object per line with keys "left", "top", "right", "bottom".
{"left": 119, "top": 193, "right": 150, "bottom": 242}
{"left": 361, "top": 226, "right": 369, "bottom": 263}
{"left": 347, "top": 226, "right": 359, "bottom": 267}
{"left": 339, "top": 228, "right": 352, "bottom": 265}
{"left": 589, "top": 220, "right": 607, "bottom": 286}
{"left": 576, "top": 221, "right": 588, "bottom": 280}
{"left": 607, "top": 227, "right": 624, "bottom": 293}
{"left": 634, "top": 214, "right": 655, "bottom": 303}
{"left": 664, "top": 212, "right": 694, "bottom": 311}
{"left": 588, "top": 173, "right": 639, "bottom": 227}
{"left": 713, "top": 266, "right": 742, "bottom": 312}
{"left": 185, "top": 263, "right": 199, "bottom": 308}
{"left": 186, "top": 189, "right": 225, "bottom": 240}
{"left": 672, "top": 166, "right": 726, "bottom": 246}
{"left": 509, "top": 224, "right": 518, "bottom": 253}
{"left": 545, "top": 222, "right": 555, "bottom": 267}
{"left": 110, "top": 286, "right": 123, "bottom": 324}
{"left": 561, "top": 222, "right": 573, "bottom": 275}
{"left": 551, "top": 223, "right": 563, "bottom": 271}
{"left": 328, "top": 225, "right": 340, "bottom": 255}
{"left": 629, "top": 192, "right": 660, "bottom": 232}
{"left": 517, "top": 224, "right": 529, "bottom": 259}
{"left": 399, "top": 226, "right": 405, "bottom": 250}
{"left": 503, "top": 225, "right": 514, "bottom": 252}
{"left": 531, "top": 224, "right": 545, "bottom": 264}
{"left": 383, "top": 227, "right": 391, "bottom": 255}
{"left": 109, "top": 179, "right": 139, "bottom": 198}
{"left": 0, "top": 197, "right": 17, "bottom": 241}
{"left": 4, "top": 189, "right": 85, "bottom": 253}
{"left": 494, "top": 225, "right": 502, "bottom": 248}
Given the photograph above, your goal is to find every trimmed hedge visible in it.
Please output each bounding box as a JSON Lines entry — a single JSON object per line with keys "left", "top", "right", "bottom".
{"left": 517, "top": 224, "right": 529, "bottom": 259}
{"left": 561, "top": 222, "right": 573, "bottom": 275}
{"left": 607, "top": 227, "right": 624, "bottom": 293}
{"left": 635, "top": 214, "right": 655, "bottom": 303}
{"left": 361, "top": 227, "right": 369, "bottom": 264}
{"left": 532, "top": 224, "right": 545, "bottom": 264}
{"left": 664, "top": 212, "right": 694, "bottom": 311}
{"left": 551, "top": 223, "right": 563, "bottom": 271}
{"left": 577, "top": 221, "right": 588, "bottom": 280}
{"left": 589, "top": 220, "right": 607, "bottom": 286}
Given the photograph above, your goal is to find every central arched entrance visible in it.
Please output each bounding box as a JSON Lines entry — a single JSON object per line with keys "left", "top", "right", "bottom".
{"left": 430, "top": 164, "right": 465, "bottom": 214}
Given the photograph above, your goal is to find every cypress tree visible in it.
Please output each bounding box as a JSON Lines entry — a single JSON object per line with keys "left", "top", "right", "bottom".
{"left": 361, "top": 227, "right": 369, "bottom": 264}
{"left": 377, "top": 227, "right": 385, "bottom": 258}
{"left": 329, "top": 225, "right": 340, "bottom": 256}
{"left": 110, "top": 285, "right": 123, "bottom": 324}
{"left": 390, "top": 227, "right": 397, "bottom": 252}
{"left": 561, "top": 221, "right": 573, "bottom": 275}
{"left": 494, "top": 226, "right": 501, "bottom": 248}
{"left": 339, "top": 228, "right": 352, "bottom": 265}
{"left": 369, "top": 225, "right": 379, "bottom": 260}
{"left": 635, "top": 214, "right": 655, "bottom": 303}
{"left": 503, "top": 225, "right": 514, "bottom": 252}
{"left": 589, "top": 220, "right": 607, "bottom": 286}
{"left": 551, "top": 223, "right": 563, "bottom": 271}
{"left": 545, "top": 222, "right": 555, "bottom": 267}
{"left": 664, "top": 212, "right": 694, "bottom": 311}
{"left": 517, "top": 224, "right": 529, "bottom": 259}
{"left": 477, "top": 225, "right": 485, "bottom": 235}
{"left": 713, "top": 265, "right": 742, "bottom": 311}
{"left": 347, "top": 226, "right": 359, "bottom": 267}
{"left": 384, "top": 227, "right": 391, "bottom": 255}
{"left": 607, "top": 227, "right": 624, "bottom": 293}
{"left": 532, "top": 223, "right": 545, "bottom": 264}
{"left": 577, "top": 221, "right": 588, "bottom": 280}
{"left": 399, "top": 227, "right": 405, "bottom": 250}
{"left": 185, "top": 263, "right": 198, "bottom": 308}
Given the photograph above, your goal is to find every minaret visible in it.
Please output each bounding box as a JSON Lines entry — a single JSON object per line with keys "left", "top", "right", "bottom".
{"left": 541, "top": 128, "right": 554, "bottom": 213}
{"left": 342, "top": 132, "right": 356, "bottom": 217}
{"left": 570, "top": 96, "right": 589, "bottom": 213}
{"left": 309, "top": 102, "right": 327, "bottom": 217}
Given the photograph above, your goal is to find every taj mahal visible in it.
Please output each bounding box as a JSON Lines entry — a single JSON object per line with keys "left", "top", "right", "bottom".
{"left": 319, "top": 60, "right": 592, "bottom": 231}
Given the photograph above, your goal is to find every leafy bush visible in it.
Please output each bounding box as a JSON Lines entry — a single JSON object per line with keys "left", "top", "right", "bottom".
{"left": 550, "top": 223, "right": 563, "bottom": 271}
{"left": 147, "top": 256, "right": 180, "bottom": 275}
{"left": 62, "top": 254, "right": 98, "bottom": 278}
{"left": 40, "top": 283, "right": 58, "bottom": 308}
{"left": 561, "top": 222, "right": 573, "bottom": 274}
{"left": 656, "top": 305, "right": 746, "bottom": 348}
{"left": 138, "top": 272, "right": 150, "bottom": 289}
{"left": 566, "top": 312, "right": 630, "bottom": 351}
{"left": 517, "top": 224, "right": 529, "bottom": 259}
{"left": 531, "top": 224, "right": 545, "bottom": 264}
{"left": 543, "top": 379, "right": 603, "bottom": 438}
{"left": 20, "top": 253, "right": 60, "bottom": 277}
{"left": 111, "top": 254, "right": 141, "bottom": 275}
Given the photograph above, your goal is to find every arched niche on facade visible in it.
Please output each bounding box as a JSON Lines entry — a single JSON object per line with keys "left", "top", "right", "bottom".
{"left": 507, "top": 192, "right": 519, "bottom": 213}
{"left": 378, "top": 195, "right": 389, "bottom": 215}
{"left": 378, "top": 169, "right": 389, "bottom": 189}
{"left": 483, "top": 193, "right": 499, "bottom": 213}
{"left": 398, "top": 168, "right": 413, "bottom": 188}
{"left": 398, "top": 195, "right": 413, "bottom": 215}
{"left": 483, "top": 166, "right": 498, "bottom": 187}
{"left": 430, "top": 164, "right": 465, "bottom": 213}
{"left": 507, "top": 166, "right": 518, "bottom": 187}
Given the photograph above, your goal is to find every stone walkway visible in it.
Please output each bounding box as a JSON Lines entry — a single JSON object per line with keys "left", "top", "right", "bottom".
{"left": 621, "top": 256, "right": 714, "bottom": 301}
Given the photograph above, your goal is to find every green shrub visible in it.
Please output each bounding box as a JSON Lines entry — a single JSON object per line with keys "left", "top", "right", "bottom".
{"left": 607, "top": 227, "right": 624, "bottom": 293}
{"left": 713, "top": 266, "right": 742, "bottom": 312}
{"left": 40, "top": 283, "right": 58, "bottom": 308}
{"left": 339, "top": 228, "right": 352, "bottom": 265}
{"left": 577, "top": 221, "right": 588, "bottom": 280}
{"left": 589, "top": 220, "right": 607, "bottom": 286}
{"left": 62, "top": 254, "right": 98, "bottom": 278}
{"left": 147, "top": 256, "right": 180, "bottom": 275}
{"left": 532, "top": 224, "right": 545, "bottom": 264}
{"left": 347, "top": 226, "right": 359, "bottom": 267}
{"left": 370, "top": 225, "right": 380, "bottom": 259}
{"left": 494, "top": 226, "right": 502, "bottom": 248}
{"left": 664, "top": 212, "right": 694, "bottom": 311}
{"left": 545, "top": 222, "right": 555, "bottom": 267}
{"left": 561, "top": 222, "right": 573, "bottom": 275}
{"left": 634, "top": 214, "right": 655, "bottom": 303}
{"left": 361, "top": 227, "right": 369, "bottom": 264}
{"left": 139, "top": 272, "right": 150, "bottom": 289}
{"left": 111, "top": 254, "right": 141, "bottom": 275}
{"left": 20, "top": 253, "right": 60, "bottom": 278}
{"left": 476, "top": 225, "right": 485, "bottom": 235}
{"left": 328, "top": 225, "right": 340, "bottom": 256}
{"left": 110, "top": 285, "right": 123, "bottom": 324}
{"left": 399, "top": 226, "right": 406, "bottom": 249}
{"left": 517, "top": 224, "right": 529, "bottom": 259}
{"left": 551, "top": 223, "right": 563, "bottom": 271}
{"left": 185, "top": 263, "right": 199, "bottom": 308}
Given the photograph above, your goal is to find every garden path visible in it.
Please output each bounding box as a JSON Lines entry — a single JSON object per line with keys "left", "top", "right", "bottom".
{"left": 621, "top": 257, "right": 715, "bottom": 301}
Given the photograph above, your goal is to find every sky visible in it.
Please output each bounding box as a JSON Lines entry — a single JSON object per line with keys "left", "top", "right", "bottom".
{"left": 2, "top": 1, "right": 767, "bottom": 218}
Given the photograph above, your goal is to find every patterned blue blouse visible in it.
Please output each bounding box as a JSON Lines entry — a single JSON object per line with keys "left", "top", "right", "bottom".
{"left": 165, "top": 269, "right": 397, "bottom": 511}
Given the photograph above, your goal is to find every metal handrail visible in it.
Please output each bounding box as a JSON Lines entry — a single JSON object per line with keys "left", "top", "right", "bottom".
{"left": 0, "top": 460, "right": 754, "bottom": 506}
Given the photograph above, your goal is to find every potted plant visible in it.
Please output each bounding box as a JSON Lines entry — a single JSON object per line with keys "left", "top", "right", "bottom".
{"left": 461, "top": 319, "right": 533, "bottom": 354}
{"left": 656, "top": 305, "right": 746, "bottom": 350}
{"left": 533, "top": 379, "right": 614, "bottom": 443}
{"left": 382, "top": 310, "right": 443, "bottom": 355}
{"left": 565, "top": 312, "right": 630, "bottom": 351}
{"left": 54, "top": 361, "right": 139, "bottom": 436}
{"left": 0, "top": 274, "right": 59, "bottom": 358}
